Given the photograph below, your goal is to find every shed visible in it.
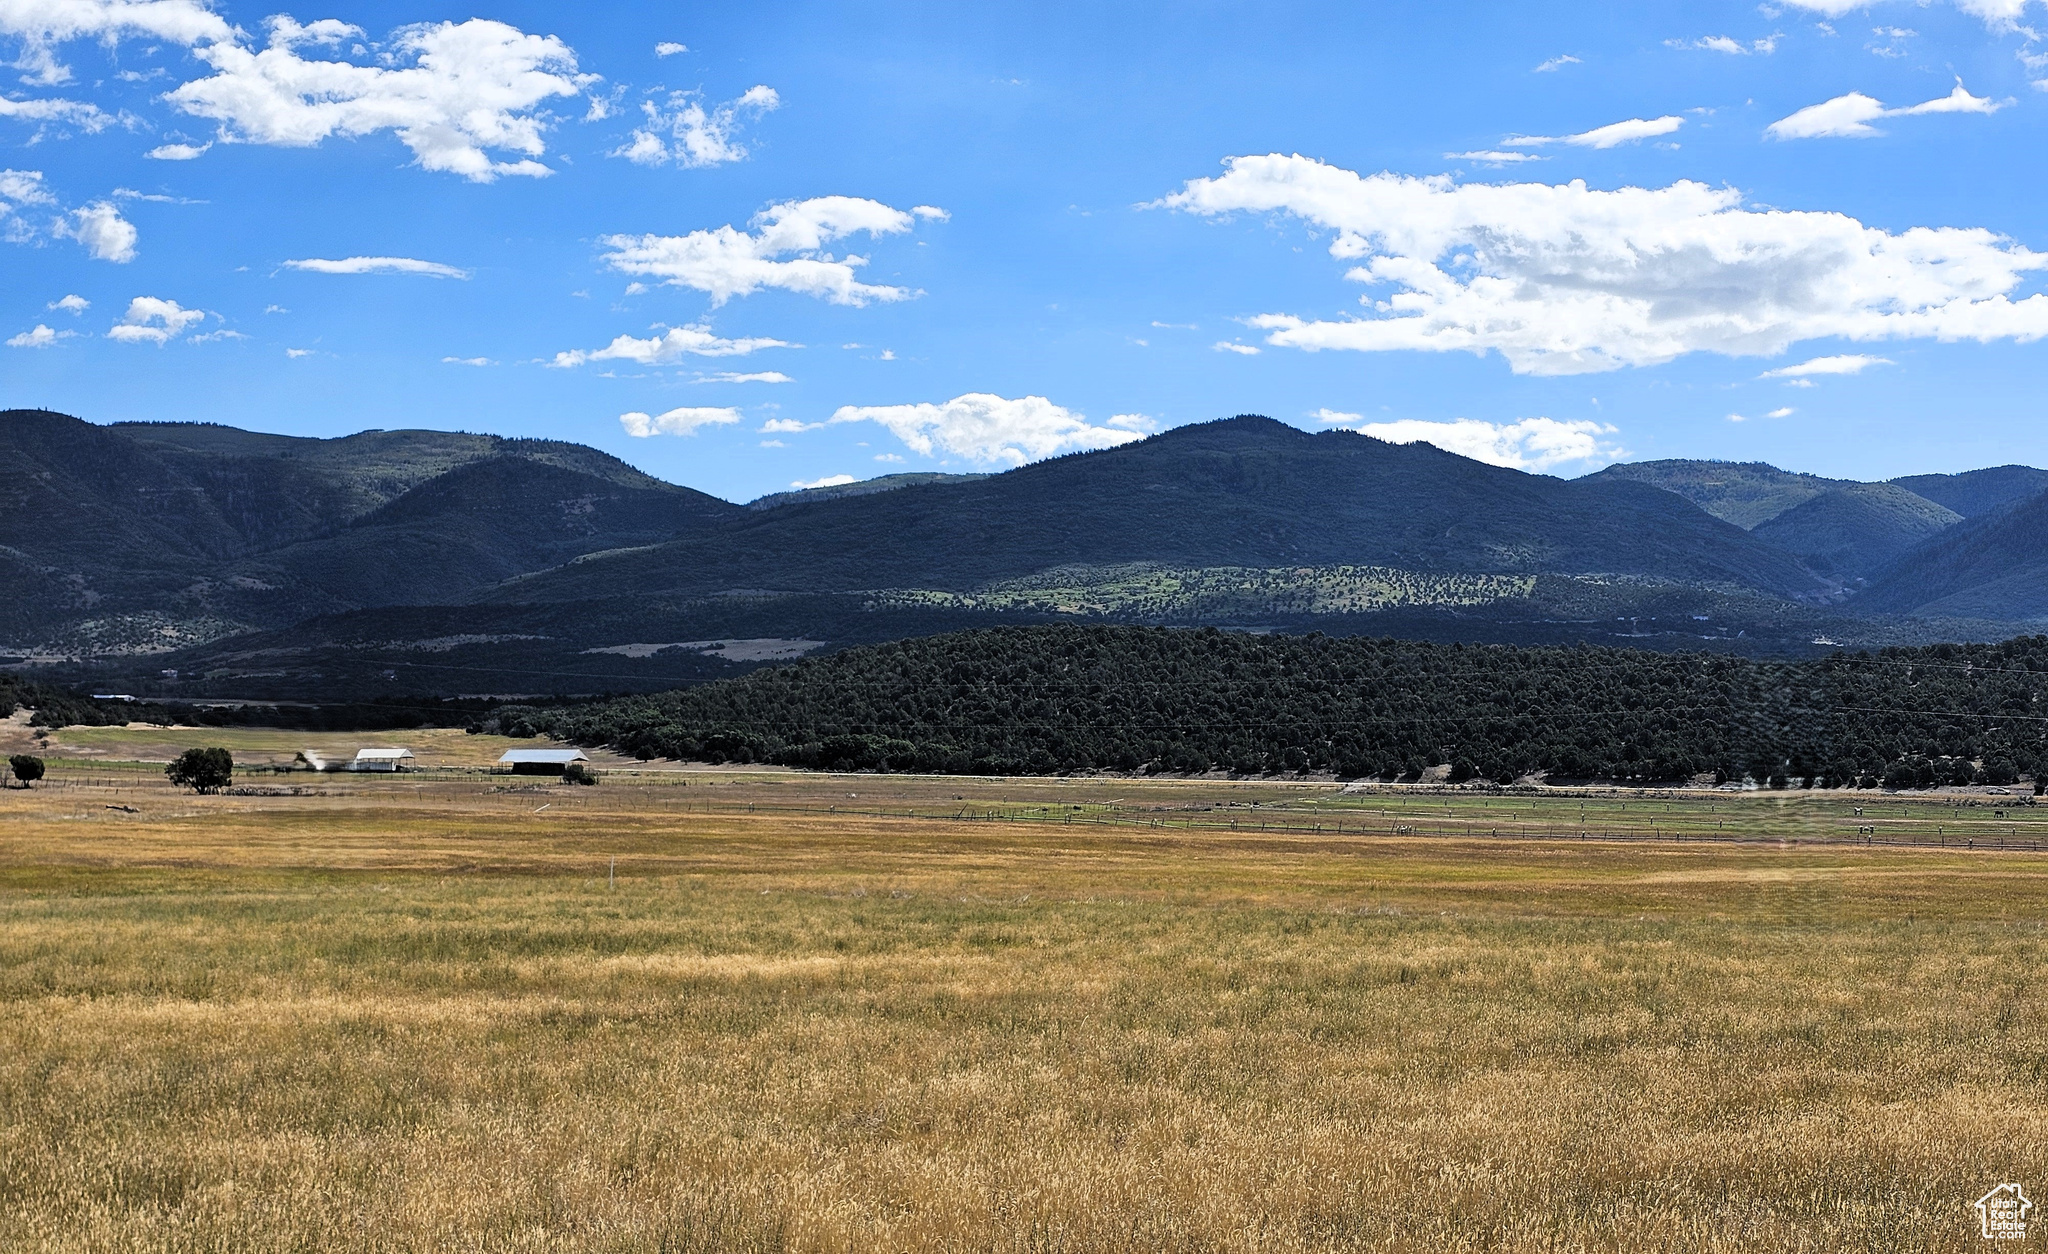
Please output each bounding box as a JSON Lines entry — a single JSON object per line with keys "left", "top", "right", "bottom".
{"left": 498, "top": 748, "right": 590, "bottom": 776}
{"left": 351, "top": 748, "right": 416, "bottom": 772}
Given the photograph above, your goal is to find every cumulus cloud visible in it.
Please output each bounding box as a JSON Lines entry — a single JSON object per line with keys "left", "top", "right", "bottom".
{"left": 615, "top": 84, "right": 778, "bottom": 167}
{"left": 759, "top": 417, "right": 822, "bottom": 433}
{"left": 281, "top": 256, "right": 469, "bottom": 278}
{"left": 1338, "top": 416, "right": 1624, "bottom": 472}
{"left": 442, "top": 355, "right": 491, "bottom": 365}
{"left": 1213, "top": 341, "right": 1260, "bottom": 355}
{"left": 0, "top": 166, "right": 50, "bottom": 206}
{"left": 699, "top": 370, "right": 791, "bottom": 383}
{"left": 0, "top": 0, "right": 234, "bottom": 85}
{"left": 49, "top": 293, "right": 86, "bottom": 313}
{"left": 1158, "top": 153, "right": 2048, "bottom": 375}
{"left": 598, "top": 195, "right": 932, "bottom": 306}
{"left": 145, "top": 141, "right": 210, "bottom": 159}
{"left": 827, "top": 393, "right": 1146, "bottom": 467}
{"left": 166, "top": 17, "right": 588, "bottom": 182}
{"left": 55, "top": 199, "right": 136, "bottom": 261}
{"left": 654, "top": 41, "right": 687, "bottom": 57}
{"left": 618, "top": 406, "right": 741, "bottom": 437}
{"left": 1768, "top": 80, "right": 2003, "bottom": 138}
{"left": 553, "top": 324, "right": 793, "bottom": 367}
{"left": 107, "top": 295, "right": 205, "bottom": 344}
{"left": 791, "top": 474, "right": 856, "bottom": 489}
{"left": 1505, "top": 115, "right": 1684, "bottom": 149}
{"left": 6, "top": 322, "right": 72, "bottom": 346}
{"left": 1759, "top": 353, "right": 1895, "bottom": 376}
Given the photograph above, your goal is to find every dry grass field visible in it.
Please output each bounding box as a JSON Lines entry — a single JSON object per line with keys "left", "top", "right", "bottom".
{"left": 1, "top": 746, "right": 2045, "bottom": 1251}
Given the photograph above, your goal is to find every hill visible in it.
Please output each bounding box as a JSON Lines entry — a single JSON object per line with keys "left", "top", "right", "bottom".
{"left": 1749, "top": 485, "right": 1959, "bottom": 581}
{"left": 0, "top": 410, "right": 737, "bottom": 648}
{"left": 1889, "top": 466, "right": 2048, "bottom": 518}
{"left": 1855, "top": 490, "right": 2048, "bottom": 619}
{"left": 494, "top": 418, "right": 1823, "bottom": 605}
{"left": 1585, "top": 459, "right": 1961, "bottom": 583}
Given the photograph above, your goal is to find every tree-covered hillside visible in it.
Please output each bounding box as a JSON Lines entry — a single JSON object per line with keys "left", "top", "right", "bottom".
{"left": 498, "top": 626, "right": 2048, "bottom": 788}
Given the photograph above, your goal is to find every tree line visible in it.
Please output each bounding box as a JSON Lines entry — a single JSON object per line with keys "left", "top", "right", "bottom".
{"left": 481, "top": 626, "right": 2048, "bottom": 788}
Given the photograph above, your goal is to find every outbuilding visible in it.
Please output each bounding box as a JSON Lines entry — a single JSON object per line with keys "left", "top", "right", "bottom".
{"left": 498, "top": 748, "right": 590, "bottom": 776}
{"left": 350, "top": 748, "right": 416, "bottom": 772}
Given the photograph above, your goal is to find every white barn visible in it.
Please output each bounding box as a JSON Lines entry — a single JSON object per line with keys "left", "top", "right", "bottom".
{"left": 350, "top": 748, "right": 416, "bottom": 772}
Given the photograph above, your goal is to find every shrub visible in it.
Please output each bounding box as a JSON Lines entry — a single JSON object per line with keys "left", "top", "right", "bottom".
{"left": 166, "top": 747, "right": 234, "bottom": 793}
{"left": 562, "top": 763, "right": 599, "bottom": 786}
{"left": 8, "top": 754, "right": 43, "bottom": 787}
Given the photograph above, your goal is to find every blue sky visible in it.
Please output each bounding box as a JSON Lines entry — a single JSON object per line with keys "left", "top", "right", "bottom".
{"left": 5, "top": 0, "right": 2048, "bottom": 501}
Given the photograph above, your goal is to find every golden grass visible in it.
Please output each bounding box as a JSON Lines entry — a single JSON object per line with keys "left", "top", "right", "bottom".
{"left": 1, "top": 766, "right": 2045, "bottom": 1251}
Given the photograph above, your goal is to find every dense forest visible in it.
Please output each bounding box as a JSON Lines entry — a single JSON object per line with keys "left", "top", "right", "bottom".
{"left": 0, "top": 675, "right": 497, "bottom": 733}
{"left": 485, "top": 626, "right": 2048, "bottom": 788}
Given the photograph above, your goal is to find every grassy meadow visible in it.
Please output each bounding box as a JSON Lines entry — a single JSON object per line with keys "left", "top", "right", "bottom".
{"left": 1, "top": 754, "right": 2045, "bottom": 1251}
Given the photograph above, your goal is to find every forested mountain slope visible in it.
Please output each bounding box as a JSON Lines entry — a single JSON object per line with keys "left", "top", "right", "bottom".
{"left": 1889, "top": 466, "right": 2048, "bottom": 518}
{"left": 1856, "top": 491, "right": 2048, "bottom": 619}
{"left": 492, "top": 417, "right": 1824, "bottom": 604}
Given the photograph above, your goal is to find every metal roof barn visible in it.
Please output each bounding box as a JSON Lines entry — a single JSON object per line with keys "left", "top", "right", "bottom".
{"left": 498, "top": 748, "right": 590, "bottom": 775}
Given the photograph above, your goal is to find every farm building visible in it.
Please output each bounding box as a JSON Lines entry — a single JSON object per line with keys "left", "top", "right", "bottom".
{"left": 350, "top": 748, "right": 415, "bottom": 772}
{"left": 498, "top": 748, "right": 590, "bottom": 776}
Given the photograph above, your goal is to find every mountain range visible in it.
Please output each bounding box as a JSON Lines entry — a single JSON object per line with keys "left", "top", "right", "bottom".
{"left": 4, "top": 408, "right": 2044, "bottom": 699}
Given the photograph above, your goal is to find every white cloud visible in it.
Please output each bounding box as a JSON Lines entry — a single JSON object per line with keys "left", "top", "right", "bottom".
{"left": 1778, "top": 0, "right": 2039, "bottom": 32}
{"left": 442, "top": 355, "right": 491, "bottom": 366}
{"left": 1312, "top": 407, "right": 1363, "bottom": 423}
{"left": 791, "top": 474, "right": 857, "bottom": 489}
{"left": 1159, "top": 153, "right": 2048, "bottom": 375}
{"left": 281, "top": 256, "right": 469, "bottom": 278}
{"left": 1347, "top": 416, "right": 1624, "bottom": 471}
{"left": 107, "top": 295, "right": 205, "bottom": 344}
{"left": 1106, "top": 413, "right": 1156, "bottom": 431}
{"left": 827, "top": 393, "right": 1146, "bottom": 467}
{"left": 615, "top": 84, "right": 778, "bottom": 167}
{"left": 48, "top": 293, "right": 86, "bottom": 313}
{"left": 0, "top": 95, "right": 114, "bottom": 132}
{"left": 619, "top": 406, "right": 741, "bottom": 437}
{"left": 1759, "top": 353, "right": 1895, "bottom": 377}
{"left": 553, "top": 324, "right": 793, "bottom": 367}
{"left": 166, "top": 17, "right": 588, "bottom": 182}
{"left": 1447, "top": 150, "right": 1546, "bottom": 164}
{"left": 1506, "top": 115, "right": 1684, "bottom": 149}
{"left": 0, "top": 166, "right": 51, "bottom": 205}
{"left": 285, "top": 347, "right": 312, "bottom": 357}
{"left": 1769, "top": 80, "right": 2003, "bottom": 138}
{"left": 699, "top": 370, "right": 791, "bottom": 383}
{"left": 6, "top": 322, "right": 71, "bottom": 346}
{"left": 55, "top": 200, "right": 135, "bottom": 261}
{"left": 145, "top": 141, "right": 210, "bottom": 160}
{"left": 0, "top": 0, "right": 233, "bottom": 85}
{"left": 760, "top": 417, "right": 822, "bottom": 433}
{"left": 1213, "top": 340, "right": 1260, "bottom": 355}
{"left": 911, "top": 205, "right": 949, "bottom": 220}
{"left": 1666, "top": 35, "right": 1778, "bottom": 54}
{"left": 874, "top": 453, "right": 904, "bottom": 462}
{"left": 1767, "top": 406, "right": 1797, "bottom": 417}
{"left": 654, "top": 41, "right": 687, "bottom": 57}
{"left": 1533, "top": 54, "right": 1581, "bottom": 72}
{"left": 598, "top": 195, "right": 931, "bottom": 306}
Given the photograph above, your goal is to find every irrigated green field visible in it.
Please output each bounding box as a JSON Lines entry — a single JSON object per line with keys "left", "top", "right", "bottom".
{"left": 1, "top": 754, "right": 2044, "bottom": 1251}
